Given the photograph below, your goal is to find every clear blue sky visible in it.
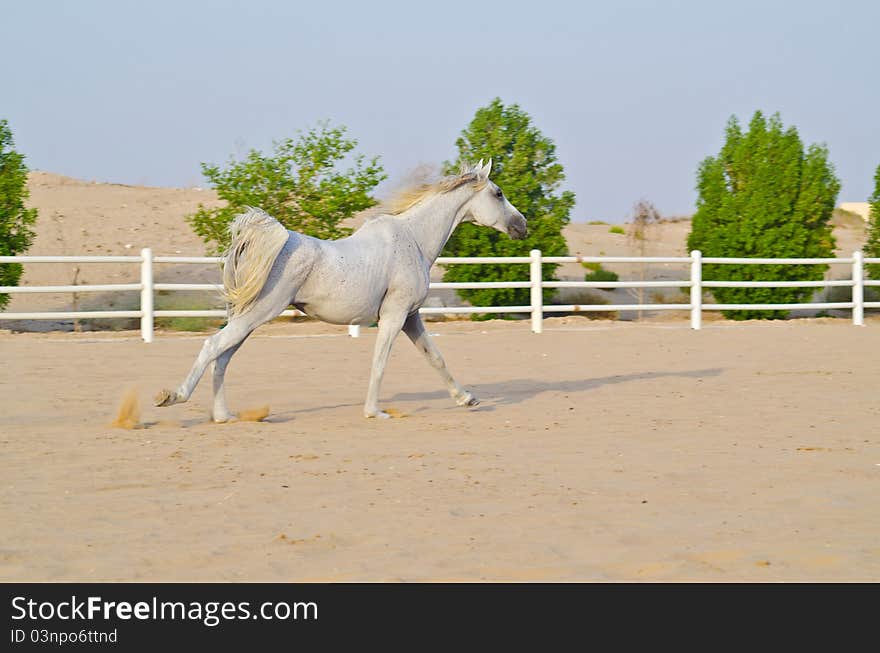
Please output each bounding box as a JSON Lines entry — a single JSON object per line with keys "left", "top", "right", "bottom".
{"left": 3, "top": 0, "right": 878, "bottom": 222}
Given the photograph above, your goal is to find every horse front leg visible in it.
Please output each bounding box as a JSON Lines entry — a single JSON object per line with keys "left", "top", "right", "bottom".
{"left": 402, "top": 312, "right": 479, "bottom": 408}
{"left": 363, "top": 310, "right": 408, "bottom": 419}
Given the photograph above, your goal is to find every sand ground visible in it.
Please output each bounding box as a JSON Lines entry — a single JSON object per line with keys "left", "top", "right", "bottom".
{"left": 1, "top": 317, "right": 878, "bottom": 581}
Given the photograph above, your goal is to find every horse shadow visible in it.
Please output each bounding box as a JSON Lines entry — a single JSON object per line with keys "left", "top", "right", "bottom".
{"left": 387, "top": 367, "right": 724, "bottom": 411}
{"left": 257, "top": 368, "right": 723, "bottom": 420}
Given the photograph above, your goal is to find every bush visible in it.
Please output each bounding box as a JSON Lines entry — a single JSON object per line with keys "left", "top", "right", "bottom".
{"left": 187, "top": 121, "right": 385, "bottom": 254}
{"left": 822, "top": 284, "right": 880, "bottom": 307}
{"left": 865, "top": 164, "right": 880, "bottom": 280}
{"left": 582, "top": 262, "right": 619, "bottom": 288}
{"left": 608, "top": 225, "right": 625, "bottom": 235}
{"left": 686, "top": 111, "right": 839, "bottom": 319}
{"left": 153, "top": 291, "right": 226, "bottom": 332}
{"left": 0, "top": 120, "right": 37, "bottom": 309}
{"left": 550, "top": 287, "right": 617, "bottom": 320}
{"left": 440, "top": 98, "right": 575, "bottom": 319}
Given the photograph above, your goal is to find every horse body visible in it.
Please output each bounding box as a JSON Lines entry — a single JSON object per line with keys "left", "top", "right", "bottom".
{"left": 155, "top": 160, "right": 527, "bottom": 420}
{"left": 291, "top": 216, "right": 432, "bottom": 325}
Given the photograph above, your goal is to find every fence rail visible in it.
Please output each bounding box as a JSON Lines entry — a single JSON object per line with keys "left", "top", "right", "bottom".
{"left": 1, "top": 249, "right": 878, "bottom": 342}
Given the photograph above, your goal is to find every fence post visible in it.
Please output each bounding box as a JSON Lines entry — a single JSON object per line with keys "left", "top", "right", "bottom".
{"left": 140, "top": 248, "right": 154, "bottom": 343}
{"left": 530, "top": 249, "right": 543, "bottom": 334}
{"left": 690, "top": 250, "right": 702, "bottom": 330}
{"left": 852, "top": 250, "right": 864, "bottom": 326}
{"left": 348, "top": 324, "right": 360, "bottom": 338}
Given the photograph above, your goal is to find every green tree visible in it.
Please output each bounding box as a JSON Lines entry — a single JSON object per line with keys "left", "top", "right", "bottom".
{"left": 441, "top": 98, "right": 575, "bottom": 317}
{"left": 187, "top": 122, "right": 385, "bottom": 254}
{"left": 686, "top": 111, "right": 839, "bottom": 319}
{"left": 864, "top": 163, "right": 880, "bottom": 280}
{"left": 0, "top": 120, "right": 38, "bottom": 310}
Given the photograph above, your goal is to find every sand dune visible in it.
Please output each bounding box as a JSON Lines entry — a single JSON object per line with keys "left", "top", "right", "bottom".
{"left": 6, "top": 171, "right": 867, "bottom": 326}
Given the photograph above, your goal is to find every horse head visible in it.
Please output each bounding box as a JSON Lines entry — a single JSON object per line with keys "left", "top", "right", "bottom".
{"left": 461, "top": 160, "right": 528, "bottom": 240}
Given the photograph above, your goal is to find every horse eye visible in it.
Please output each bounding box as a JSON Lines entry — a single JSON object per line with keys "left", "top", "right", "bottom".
{"left": 494, "top": 188, "right": 503, "bottom": 199}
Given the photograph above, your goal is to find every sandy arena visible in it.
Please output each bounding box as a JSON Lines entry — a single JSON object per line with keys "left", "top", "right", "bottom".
{"left": 1, "top": 317, "right": 878, "bottom": 582}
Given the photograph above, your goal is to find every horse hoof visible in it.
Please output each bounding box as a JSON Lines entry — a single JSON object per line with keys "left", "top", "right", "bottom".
{"left": 154, "top": 389, "right": 179, "bottom": 407}
{"left": 212, "top": 413, "right": 236, "bottom": 424}
{"left": 457, "top": 393, "right": 480, "bottom": 407}
{"left": 365, "top": 410, "right": 391, "bottom": 419}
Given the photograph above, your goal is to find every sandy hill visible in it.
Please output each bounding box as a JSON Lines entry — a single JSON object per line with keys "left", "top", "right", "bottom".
{"left": 4, "top": 172, "right": 868, "bottom": 324}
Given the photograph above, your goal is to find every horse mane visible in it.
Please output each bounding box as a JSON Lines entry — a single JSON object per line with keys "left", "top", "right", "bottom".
{"left": 383, "top": 162, "right": 488, "bottom": 215}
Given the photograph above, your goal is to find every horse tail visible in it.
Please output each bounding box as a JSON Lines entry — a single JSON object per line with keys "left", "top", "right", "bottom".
{"left": 221, "top": 207, "right": 289, "bottom": 316}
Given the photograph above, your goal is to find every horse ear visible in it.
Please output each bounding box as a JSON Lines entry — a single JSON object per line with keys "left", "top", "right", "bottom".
{"left": 476, "top": 159, "right": 484, "bottom": 173}
{"left": 483, "top": 158, "right": 493, "bottom": 178}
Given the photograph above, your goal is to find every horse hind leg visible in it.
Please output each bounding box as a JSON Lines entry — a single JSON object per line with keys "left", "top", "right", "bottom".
{"left": 210, "top": 342, "right": 243, "bottom": 423}
{"left": 154, "top": 317, "right": 255, "bottom": 409}
{"left": 154, "top": 286, "right": 290, "bottom": 412}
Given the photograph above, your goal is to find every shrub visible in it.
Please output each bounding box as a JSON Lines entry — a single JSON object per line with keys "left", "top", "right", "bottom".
{"left": 550, "top": 287, "right": 617, "bottom": 320}
{"left": 187, "top": 122, "right": 385, "bottom": 254}
{"left": 686, "top": 111, "right": 839, "bottom": 319}
{"left": 865, "top": 164, "right": 880, "bottom": 280}
{"left": 582, "top": 262, "right": 619, "bottom": 288}
{"left": 440, "top": 98, "right": 574, "bottom": 319}
{"left": 0, "top": 120, "right": 37, "bottom": 309}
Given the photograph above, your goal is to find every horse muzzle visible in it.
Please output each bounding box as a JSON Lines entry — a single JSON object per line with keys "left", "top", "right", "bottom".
{"left": 508, "top": 215, "right": 528, "bottom": 240}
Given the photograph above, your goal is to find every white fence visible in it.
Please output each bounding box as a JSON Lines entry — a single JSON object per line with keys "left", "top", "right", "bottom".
{"left": 1, "top": 249, "right": 878, "bottom": 342}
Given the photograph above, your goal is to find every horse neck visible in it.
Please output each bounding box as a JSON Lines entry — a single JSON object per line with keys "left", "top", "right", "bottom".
{"left": 399, "top": 186, "right": 473, "bottom": 263}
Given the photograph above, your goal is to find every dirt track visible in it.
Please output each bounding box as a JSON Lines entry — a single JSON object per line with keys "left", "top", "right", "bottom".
{"left": 1, "top": 317, "right": 878, "bottom": 581}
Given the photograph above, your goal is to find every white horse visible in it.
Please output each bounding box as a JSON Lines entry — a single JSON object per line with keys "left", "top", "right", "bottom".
{"left": 155, "top": 159, "right": 527, "bottom": 420}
